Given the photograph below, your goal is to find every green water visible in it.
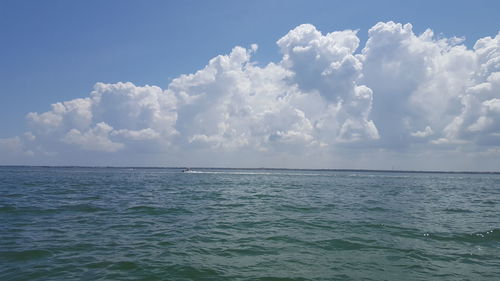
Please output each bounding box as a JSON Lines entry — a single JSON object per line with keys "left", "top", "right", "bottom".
{"left": 1, "top": 167, "right": 499, "bottom": 280}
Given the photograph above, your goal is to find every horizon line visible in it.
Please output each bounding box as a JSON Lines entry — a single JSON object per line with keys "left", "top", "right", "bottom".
{"left": 1, "top": 165, "right": 499, "bottom": 175}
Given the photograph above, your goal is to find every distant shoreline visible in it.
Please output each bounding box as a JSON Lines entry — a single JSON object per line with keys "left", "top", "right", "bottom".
{"left": 1, "top": 165, "right": 499, "bottom": 175}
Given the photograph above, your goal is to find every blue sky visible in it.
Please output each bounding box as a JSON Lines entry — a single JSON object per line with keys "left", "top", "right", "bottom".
{"left": 1, "top": 0, "right": 500, "bottom": 170}
{"left": 1, "top": 0, "right": 498, "bottom": 137}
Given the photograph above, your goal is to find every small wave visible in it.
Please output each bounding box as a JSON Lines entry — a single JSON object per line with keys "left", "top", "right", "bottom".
{"left": 165, "top": 265, "right": 224, "bottom": 280}
{"left": 126, "top": 205, "right": 192, "bottom": 215}
{"left": 4, "top": 193, "right": 23, "bottom": 198}
{"left": 0, "top": 249, "right": 52, "bottom": 261}
{"left": 223, "top": 245, "right": 280, "bottom": 256}
{"left": 0, "top": 206, "right": 60, "bottom": 215}
{"left": 443, "top": 208, "right": 474, "bottom": 213}
{"left": 57, "top": 243, "right": 96, "bottom": 252}
{"left": 470, "top": 229, "right": 500, "bottom": 242}
{"left": 180, "top": 170, "right": 326, "bottom": 177}
{"left": 482, "top": 200, "right": 496, "bottom": 205}
{"left": 157, "top": 241, "right": 174, "bottom": 246}
{"left": 0, "top": 205, "right": 17, "bottom": 213}
{"left": 275, "top": 204, "right": 321, "bottom": 213}
{"left": 84, "top": 261, "right": 113, "bottom": 269}
{"left": 346, "top": 173, "right": 412, "bottom": 179}
{"left": 60, "top": 203, "right": 107, "bottom": 213}
{"left": 427, "top": 229, "right": 500, "bottom": 243}
{"left": 109, "top": 261, "right": 139, "bottom": 271}
{"left": 365, "top": 206, "right": 389, "bottom": 212}
{"left": 253, "top": 277, "right": 311, "bottom": 281}
{"left": 314, "top": 238, "right": 371, "bottom": 251}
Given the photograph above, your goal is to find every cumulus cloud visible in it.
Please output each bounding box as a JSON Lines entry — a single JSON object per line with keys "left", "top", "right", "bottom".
{"left": 411, "top": 126, "right": 434, "bottom": 138}
{"left": 277, "top": 24, "right": 379, "bottom": 142}
{"left": 62, "top": 122, "right": 124, "bottom": 152}
{"left": 2, "top": 21, "right": 500, "bottom": 169}
{"left": 0, "top": 136, "right": 34, "bottom": 164}
{"left": 0, "top": 137, "right": 26, "bottom": 153}
{"left": 359, "top": 22, "right": 500, "bottom": 152}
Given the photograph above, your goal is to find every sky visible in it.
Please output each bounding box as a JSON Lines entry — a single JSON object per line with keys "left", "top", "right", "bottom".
{"left": 1, "top": 0, "right": 500, "bottom": 171}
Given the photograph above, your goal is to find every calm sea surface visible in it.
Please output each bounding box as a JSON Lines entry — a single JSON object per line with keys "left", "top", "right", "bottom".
{"left": 0, "top": 166, "right": 499, "bottom": 280}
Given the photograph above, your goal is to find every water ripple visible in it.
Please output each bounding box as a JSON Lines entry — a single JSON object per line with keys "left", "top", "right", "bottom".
{"left": 1, "top": 167, "right": 499, "bottom": 280}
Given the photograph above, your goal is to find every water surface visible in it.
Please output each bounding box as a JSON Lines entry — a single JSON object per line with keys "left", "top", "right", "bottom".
{"left": 1, "top": 167, "right": 499, "bottom": 280}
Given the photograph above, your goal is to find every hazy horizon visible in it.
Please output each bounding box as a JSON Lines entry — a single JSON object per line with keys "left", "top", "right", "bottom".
{"left": 2, "top": 165, "right": 500, "bottom": 174}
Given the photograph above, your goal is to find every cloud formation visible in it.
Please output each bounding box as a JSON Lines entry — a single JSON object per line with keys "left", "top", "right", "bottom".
{"left": 2, "top": 22, "right": 499, "bottom": 169}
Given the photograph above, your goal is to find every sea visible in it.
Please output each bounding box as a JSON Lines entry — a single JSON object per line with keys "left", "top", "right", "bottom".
{"left": 0, "top": 166, "right": 499, "bottom": 280}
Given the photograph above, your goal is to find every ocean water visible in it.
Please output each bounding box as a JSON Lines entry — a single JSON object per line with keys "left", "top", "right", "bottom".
{"left": 0, "top": 166, "right": 499, "bottom": 280}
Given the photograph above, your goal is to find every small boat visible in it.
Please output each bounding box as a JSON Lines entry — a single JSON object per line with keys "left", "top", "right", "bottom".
{"left": 182, "top": 167, "right": 193, "bottom": 173}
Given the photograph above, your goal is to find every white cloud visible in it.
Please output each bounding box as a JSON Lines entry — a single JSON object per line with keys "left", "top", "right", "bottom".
{"left": 277, "top": 24, "right": 378, "bottom": 143}
{"left": 112, "top": 128, "right": 160, "bottom": 141}
{"left": 440, "top": 32, "right": 500, "bottom": 146}
{"left": 62, "top": 122, "right": 124, "bottom": 152}
{"left": 360, "top": 22, "right": 468, "bottom": 148}
{"left": 0, "top": 137, "right": 34, "bottom": 162}
{"left": 411, "top": 126, "right": 434, "bottom": 138}
{"left": 0, "top": 137, "right": 24, "bottom": 152}
{"left": 2, "top": 22, "right": 500, "bottom": 170}
{"left": 28, "top": 98, "right": 93, "bottom": 133}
